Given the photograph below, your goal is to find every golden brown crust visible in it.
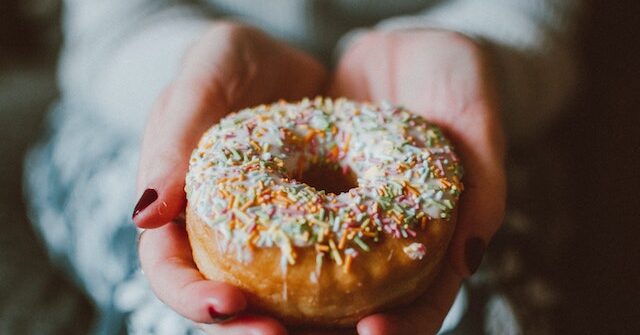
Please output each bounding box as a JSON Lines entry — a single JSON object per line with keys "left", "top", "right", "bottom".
{"left": 186, "top": 204, "right": 455, "bottom": 326}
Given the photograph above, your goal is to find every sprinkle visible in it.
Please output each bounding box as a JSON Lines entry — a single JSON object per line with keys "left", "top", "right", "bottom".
{"left": 344, "top": 254, "right": 353, "bottom": 273}
{"left": 240, "top": 198, "right": 254, "bottom": 211}
{"left": 338, "top": 233, "right": 348, "bottom": 250}
{"left": 403, "top": 242, "right": 427, "bottom": 260}
{"left": 228, "top": 147, "right": 242, "bottom": 161}
{"left": 315, "top": 252, "right": 324, "bottom": 275}
{"left": 186, "top": 98, "right": 462, "bottom": 273}
{"left": 329, "top": 239, "right": 343, "bottom": 265}
{"left": 316, "top": 243, "right": 329, "bottom": 252}
{"left": 353, "top": 236, "right": 370, "bottom": 252}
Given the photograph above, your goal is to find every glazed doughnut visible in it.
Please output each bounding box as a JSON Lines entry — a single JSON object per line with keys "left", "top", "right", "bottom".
{"left": 185, "top": 98, "right": 463, "bottom": 326}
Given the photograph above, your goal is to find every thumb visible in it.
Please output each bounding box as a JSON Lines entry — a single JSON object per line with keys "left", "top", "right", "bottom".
{"left": 132, "top": 78, "right": 228, "bottom": 228}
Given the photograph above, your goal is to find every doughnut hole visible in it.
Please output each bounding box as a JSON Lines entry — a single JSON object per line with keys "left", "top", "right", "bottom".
{"left": 297, "top": 163, "right": 358, "bottom": 195}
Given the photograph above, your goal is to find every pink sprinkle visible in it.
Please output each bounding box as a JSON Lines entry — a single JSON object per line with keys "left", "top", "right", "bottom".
{"left": 342, "top": 165, "right": 349, "bottom": 175}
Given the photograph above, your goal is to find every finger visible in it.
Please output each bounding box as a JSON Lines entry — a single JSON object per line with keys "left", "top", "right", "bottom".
{"left": 444, "top": 101, "right": 506, "bottom": 277}
{"left": 139, "top": 222, "right": 247, "bottom": 323}
{"left": 132, "top": 23, "right": 255, "bottom": 229}
{"left": 198, "top": 314, "right": 288, "bottom": 335}
{"left": 292, "top": 327, "right": 356, "bottom": 335}
{"left": 357, "top": 264, "right": 462, "bottom": 335}
{"left": 133, "top": 26, "right": 326, "bottom": 228}
{"left": 327, "top": 62, "right": 371, "bottom": 101}
{"left": 326, "top": 35, "right": 373, "bottom": 101}
{"left": 132, "top": 73, "right": 228, "bottom": 228}
{"left": 274, "top": 42, "right": 329, "bottom": 100}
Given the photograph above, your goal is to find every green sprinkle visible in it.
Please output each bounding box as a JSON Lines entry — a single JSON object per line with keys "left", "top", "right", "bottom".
{"left": 228, "top": 147, "right": 242, "bottom": 161}
{"left": 353, "top": 236, "right": 370, "bottom": 252}
{"left": 436, "top": 201, "right": 448, "bottom": 210}
{"left": 361, "top": 218, "right": 371, "bottom": 229}
{"left": 443, "top": 199, "right": 453, "bottom": 209}
{"left": 400, "top": 229, "right": 408, "bottom": 238}
{"left": 211, "top": 215, "right": 227, "bottom": 225}
{"left": 315, "top": 252, "right": 324, "bottom": 274}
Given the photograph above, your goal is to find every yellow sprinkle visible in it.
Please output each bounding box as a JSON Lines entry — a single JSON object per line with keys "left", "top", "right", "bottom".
{"left": 362, "top": 231, "right": 377, "bottom": 237}
{"left": 344, "top": 255, "right": 353, "bottom": 273}
{"left": 287, "top": 251, "right": 296, "bottom": 265}
{"left": 250, "top": 140, "right": 261, "bottom": 151}
{"left": 240, "top": 199, "right": 254, "bottom": 211}
{"left": 393, "top": 215, "right": 402, "bottom": 225}
{"left": 344, "top": 133, "right": 352, "bottom": 152}
{"left": 406, "top": 184, "right": 420, "bottom": 196}
{"left": 420, "top": 217, "right": 429, "bottom": 228}
{"left": 338, "top": 233, "right": 348, "bottom": 250}
{"left": 329, "top": 239, "right": 343, "bottom": 265}
{"left": 315, "top": 244, "right": 329, "bottom": 253}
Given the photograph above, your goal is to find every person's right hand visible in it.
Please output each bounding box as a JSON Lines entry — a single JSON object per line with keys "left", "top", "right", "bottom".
{"left": 133, "top": 22, "right": 327, "bottom": 334}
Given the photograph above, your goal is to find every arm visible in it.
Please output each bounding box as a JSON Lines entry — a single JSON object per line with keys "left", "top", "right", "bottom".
{"left": 375, "top": 0, "right": 581, "bottom": 141}
{"left": 61, "top": 2, "right": 328, "bottom": 334}
{"left": 330, "top": 1, "right": 582, "bottom": 334}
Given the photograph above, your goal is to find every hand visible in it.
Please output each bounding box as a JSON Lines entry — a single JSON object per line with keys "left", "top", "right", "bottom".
{"left": 134, "top": 22, "right": 327, "bottom": 334}
{"left": 330, "top": 30, "right": 506, "bottom": 334}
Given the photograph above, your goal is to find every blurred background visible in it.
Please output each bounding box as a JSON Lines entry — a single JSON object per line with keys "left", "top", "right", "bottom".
{"left": 0, "top": 0, "right": 638, "bottom": 334}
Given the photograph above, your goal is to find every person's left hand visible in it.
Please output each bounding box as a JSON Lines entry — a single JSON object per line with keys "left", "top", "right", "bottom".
{"left": 328, "top": 29, "right": 507, "bottom": 335}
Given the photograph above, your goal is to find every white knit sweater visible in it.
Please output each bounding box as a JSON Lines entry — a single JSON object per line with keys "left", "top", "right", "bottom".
{"left": 59, "top": 0, "right": 580, "bottom": 142}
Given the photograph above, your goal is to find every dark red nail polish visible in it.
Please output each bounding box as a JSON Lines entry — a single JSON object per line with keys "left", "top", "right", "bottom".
{"left": 464, "top": 238, "right": 486, "bottom": 275}
{"left": 208, "top": 306, "right": 233, "bottom": 323}
{"left": 132, "top": 189, "right": 158, "bottom": 219}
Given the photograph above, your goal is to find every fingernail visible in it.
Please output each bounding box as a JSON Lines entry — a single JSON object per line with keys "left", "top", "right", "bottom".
{"left": 132, "top": 189, "right": 158, "bottom": 219}
{"left": 464, "top": 238, "right": 486, "bottom": 275}
{"left": 208, "top": 306, "right": 233, "bottom": 323}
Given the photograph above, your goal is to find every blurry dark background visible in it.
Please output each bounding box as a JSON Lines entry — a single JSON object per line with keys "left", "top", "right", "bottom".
{"left": 0, "top": 0, "right": 638, "bottom": 334}
{"left": 0, "top": 1, "right": 95, "bottom": 334}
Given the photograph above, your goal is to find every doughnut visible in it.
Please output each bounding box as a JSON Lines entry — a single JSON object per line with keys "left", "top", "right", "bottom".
{"left": 185, "top": 98, "right": 463, "bottom": 326}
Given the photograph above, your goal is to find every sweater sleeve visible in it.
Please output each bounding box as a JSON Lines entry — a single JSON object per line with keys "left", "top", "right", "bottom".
{"left": 374, "top": 0, "right": 582, "bottom": 141}
{"left": 58, "top": 0, "right": 213, "bottom": 133}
